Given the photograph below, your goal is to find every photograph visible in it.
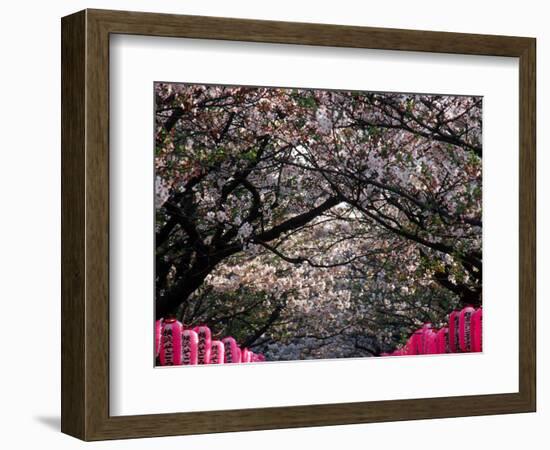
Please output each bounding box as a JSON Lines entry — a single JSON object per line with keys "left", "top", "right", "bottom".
{"left": 153, "top": 83, "right": 483, "bottom": 365}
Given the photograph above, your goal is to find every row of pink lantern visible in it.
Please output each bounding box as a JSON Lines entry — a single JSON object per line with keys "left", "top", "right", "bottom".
{"left": 382, "top": 306, "right": 482, "bottom": 357}
{"left": 155, "top": 318, "right": 266, "bottom": 366}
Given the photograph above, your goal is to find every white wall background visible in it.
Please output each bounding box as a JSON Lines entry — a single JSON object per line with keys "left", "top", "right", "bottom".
{"left": 0, "top": 0, "right": 546, "bottom": 448}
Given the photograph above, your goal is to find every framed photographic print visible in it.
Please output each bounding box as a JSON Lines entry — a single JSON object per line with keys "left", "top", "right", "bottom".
{"left": 61, "top": 9, "right": 536, "bottom": 441}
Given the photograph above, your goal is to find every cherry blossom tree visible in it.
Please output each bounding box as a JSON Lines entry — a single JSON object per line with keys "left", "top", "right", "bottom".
{"left": 154, "top": 83, "right": 482, "bottom": 358}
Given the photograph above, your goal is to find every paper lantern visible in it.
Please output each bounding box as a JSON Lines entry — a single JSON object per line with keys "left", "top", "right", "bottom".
{"left": 472, "top": 307, "right": 483, "bottom": 352}
{"left": 222, "top": 337, "right": 239, "bottom": 363}
{"left": 194, "top": 325, "right": 212, "bottom": 364}
{"left": 251, "top": 353, "right": 266, "bottom": 362}
{"left": 210, "top": 340, "right": 225, "bottom": 364}
{"left": 407, "top": 329, "right": 423, "bottom": 355}
{"left": 159, "top": 317, "right": 183, "bottom": 366}
{"left": 459, "top": 306, "right": 476, "bottom": 352}
{"left": 404, "top": 337, "right": 414, "bottom": 355}
{"left": 155, "top": 319, "right": 163, "bottom": 357}
{"left": 423, "top": 326, "right": 438, "bottom": 355}
{"left": 181, "top": 329, "right": 198, "bottom": 365}
{"left": 413, "top": 323, "right": 436, "bottom": 355}
{"left": 387, "top": 348, "right": 405, "bottom": 356}
{"left": 241, "top": 348, "right": 252, "bottom": 363}
{"left": 235, "top": 346, "right": 242, "bottom": 364}
{"left": 449, "top": 311, "right": 460, "bottom": 353}
{"left": 436, "top": 327, "right": 449, "bottom": 354}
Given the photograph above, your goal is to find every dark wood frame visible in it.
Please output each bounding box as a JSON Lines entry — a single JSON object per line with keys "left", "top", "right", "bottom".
{"left": 61, "top": 8, "right": 536, "bottom": 441}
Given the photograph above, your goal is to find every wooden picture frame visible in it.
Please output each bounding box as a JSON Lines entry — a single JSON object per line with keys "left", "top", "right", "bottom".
{"left": 61, "top": 9, "right": 536, "bottom": 441}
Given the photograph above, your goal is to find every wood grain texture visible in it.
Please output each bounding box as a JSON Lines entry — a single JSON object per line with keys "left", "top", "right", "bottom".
{"left": 518, "top": 38, "right": 536, "bottom": 410}
{"left": 61, "top": 10, "right": 86, "bottom": 439}
{"left": 61, "top": 8, "right": 537, "bottom": 441}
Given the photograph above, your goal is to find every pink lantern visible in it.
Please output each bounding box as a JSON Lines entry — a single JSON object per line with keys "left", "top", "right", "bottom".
{"left": 159, "top": 317, "right": 183, "bottom": 366}
{"left": 155, "top": 319, "right": 163, "bottom": 358}
{"left": 194, "top": 325, "right": 212, "bottom": 364}
{"left": 241, "top": 348, "right": 252, "bottom": 363}
{"left": 449, "top": 311, "right": 460, "bottom": 353}
{"left": 210, "top": 340, "right": 225, "bottom": 364}
{"left": 472, "top": 308, "right": 483, "bottom": 352}
{"left": 403, "top": 337, "right": 413, "bottom": 355}
{"left": 251, "top": 353, "right": 266, "bottom": 362}
{"left": 407, "top": 329, "right": 423, "bottom": 355}
{"left": 459, "top": 306, "right": 476, "bottom": 352}
{"left": 412, "top": 323, "right": 436, "bottom": 355}
{"left": 235, "top": 346, "right": 242, "bottom": 364}
{"left": 423, "top": 326, "right": 438, "bottom": 355}
{"left": 387, "top": 348, "right": 404, "bottom": 356}
{"left": 436, "top": 327, "right": 449, "bottom": 354}
{"left": 420, "top": 323, "right": 433, "bottom": 354}
{"left": 181, "top": 329, "right": 198, "bottom": 365}
{"left": 402, "top": 338, "right": 412, "bottom": 355}
{"left": 222, "top": 337, "right": 239, "bottom": 364}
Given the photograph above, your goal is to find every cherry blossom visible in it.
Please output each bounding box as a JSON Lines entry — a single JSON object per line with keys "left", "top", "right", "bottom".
{"left": 154, "top": 83, "right": 482, "bottom": 359}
